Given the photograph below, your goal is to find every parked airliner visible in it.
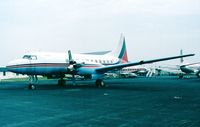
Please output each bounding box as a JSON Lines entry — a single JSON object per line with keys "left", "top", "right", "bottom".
{"left": 6, "top": 35, "right": 194, "bottom": 89}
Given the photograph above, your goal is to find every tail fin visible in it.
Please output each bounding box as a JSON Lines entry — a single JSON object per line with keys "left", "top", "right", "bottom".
{"left": 108, "top": 34, "right": 128, "bottom": 63}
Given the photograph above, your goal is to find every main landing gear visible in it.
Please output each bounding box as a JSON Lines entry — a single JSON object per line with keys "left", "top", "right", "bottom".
{"left": 95, "top": 79, "right": 106, "bottom": 87}
{"left": 58, "top": 78, "right": 65, "bottom": 87}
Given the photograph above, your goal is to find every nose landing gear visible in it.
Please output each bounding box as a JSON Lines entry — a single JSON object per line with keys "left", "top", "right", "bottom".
{"left": 28, "top": 75, "right": 38, "bottom": 90}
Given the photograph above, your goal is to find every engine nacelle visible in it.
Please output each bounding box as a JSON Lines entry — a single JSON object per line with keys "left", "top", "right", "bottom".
{"left": 180, "top": 66, "right": 194, "bottom": 74}
{"left": 67, "top": 65, "right": 75, "bottom": 72}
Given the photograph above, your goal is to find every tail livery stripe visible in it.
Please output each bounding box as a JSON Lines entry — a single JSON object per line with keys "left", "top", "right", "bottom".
{"left": 118, "top": 38, "right": 128, "bottom": 63}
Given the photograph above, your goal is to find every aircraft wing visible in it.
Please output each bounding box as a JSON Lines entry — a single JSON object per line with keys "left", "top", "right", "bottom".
{"left": 95, "top": 54, "right": 195, "bottom": 73}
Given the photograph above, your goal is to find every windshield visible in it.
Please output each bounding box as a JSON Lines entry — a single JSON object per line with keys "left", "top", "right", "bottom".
{"left": 22, "top": 55, "right": 37, "bottom": 60}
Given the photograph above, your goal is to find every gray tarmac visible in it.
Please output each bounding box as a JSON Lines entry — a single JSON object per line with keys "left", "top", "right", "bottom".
{"left": 0, "top": 77, "right": 200, "bottom": 127}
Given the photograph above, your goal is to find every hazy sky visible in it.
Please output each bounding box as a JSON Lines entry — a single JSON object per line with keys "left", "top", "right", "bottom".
{"left": 0, "top": 0, "right": 200, "bottom": 66}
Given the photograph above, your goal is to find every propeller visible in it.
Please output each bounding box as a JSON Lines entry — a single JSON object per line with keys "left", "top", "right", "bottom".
{"left": 67, "top": 50, "right": 82, "bottom": 72}
{"left": 67, "top": 50, "right": 83, "bottom": 85}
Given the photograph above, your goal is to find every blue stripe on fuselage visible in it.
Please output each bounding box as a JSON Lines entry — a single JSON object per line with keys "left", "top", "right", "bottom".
{"left": 6, "top": 61, "right": 122, "bottom": 75}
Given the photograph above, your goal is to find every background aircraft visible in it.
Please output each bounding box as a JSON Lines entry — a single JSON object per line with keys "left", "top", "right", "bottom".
{"left": 6, "top": 35, "right": 194, "bottom": 89}
{"left": 156, "top": 50, "right": 200, "bottom": 78}
{"left": 107, "top": 50, "right": 200, "bottom": 78}
{"left": 118, "top": 66, "right": 148, "bottom": 78}
{"left": 179, "top": 62, "right": 200, "bottom": 78}
{"left": 179, "top": 50, "right": 200, "bottom": 78}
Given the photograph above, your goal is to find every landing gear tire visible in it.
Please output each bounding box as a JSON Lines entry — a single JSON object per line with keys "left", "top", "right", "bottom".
{"left": 96, "top": 79, "right": 105, "bottom": 87}
{"left": 58, "top": 79, "right": 65, "bottom": 86}
{"left": 28, "top": 84, "right": 35, "bottom": 90}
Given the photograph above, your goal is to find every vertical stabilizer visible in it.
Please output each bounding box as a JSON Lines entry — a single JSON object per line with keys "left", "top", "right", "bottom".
{"left": 108, "top": 34, "right": 128, "bottom": 63}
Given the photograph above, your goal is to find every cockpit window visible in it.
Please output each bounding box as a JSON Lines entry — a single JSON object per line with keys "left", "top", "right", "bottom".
{"left": 23, "top": 55, "right": 37, "bottom": 60}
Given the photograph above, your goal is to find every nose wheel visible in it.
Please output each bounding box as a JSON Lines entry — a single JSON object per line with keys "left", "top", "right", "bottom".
{"left": 28, "top": 84, "right": 36, "bottom": 90}
{"left": 28, "top": 75, "right": 38, "bottom": 90}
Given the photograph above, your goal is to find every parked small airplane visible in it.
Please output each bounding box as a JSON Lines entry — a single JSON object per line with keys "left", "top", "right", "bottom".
{"left": 6, "top": 35, "right": 194, "bottom": 89}
{"left": 155, "top": 65, "right": 185, "bottom": 76}
{"left": 118, "top": 66, "right": 148, "bottom": 78}
{"left": 179, "top": 62, "right": 200, "bottom": 78}
{"left": 179, "top": 50, "right": 200, "bottom": 78}
{"left": 153, "top": 50, "right": 200, "bottom": 78}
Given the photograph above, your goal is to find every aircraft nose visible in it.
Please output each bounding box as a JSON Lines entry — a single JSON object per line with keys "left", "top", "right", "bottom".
{"left": 6, "top": 59, "right": 30, "bottom": 74}
{"left": 8, "top": 59, "right": 23, "bottom": 66}
{"left": 6, "top": 59, "right": 30, "bottom": 69}
{"left": 7, "top": 60, "right": 17, "bottom": 66}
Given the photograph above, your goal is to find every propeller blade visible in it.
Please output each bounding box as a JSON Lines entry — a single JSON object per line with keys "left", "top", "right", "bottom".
{"left": 68, "top": 50, "right": 76, "bottom": 64}
{"left": 68, "top": 50, "right": 73, "bottom": 62}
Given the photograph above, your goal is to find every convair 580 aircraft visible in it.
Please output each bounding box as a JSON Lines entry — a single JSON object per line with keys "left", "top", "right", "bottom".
{"left": 6, "top": 35, "right": 194, "bottom": 89}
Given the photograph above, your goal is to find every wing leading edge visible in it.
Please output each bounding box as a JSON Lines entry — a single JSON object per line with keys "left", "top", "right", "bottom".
{"left": 95, "top": 54, "right": 195, "bottom": 73}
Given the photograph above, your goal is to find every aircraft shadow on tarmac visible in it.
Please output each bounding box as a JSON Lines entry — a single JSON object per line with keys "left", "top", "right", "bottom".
{"left": 30, "top": 84, "right": 165, "bottom": 92}
{"left": 0, "top": 81, "right": 165, "bottom": 92}
{"left": 0, "top": 78, "right": 199, "bottom": 91}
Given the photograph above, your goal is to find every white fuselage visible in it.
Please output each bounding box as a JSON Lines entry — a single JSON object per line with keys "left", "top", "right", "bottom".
{"left": 6, "top": 52, "right": 120, "bottom": 76}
